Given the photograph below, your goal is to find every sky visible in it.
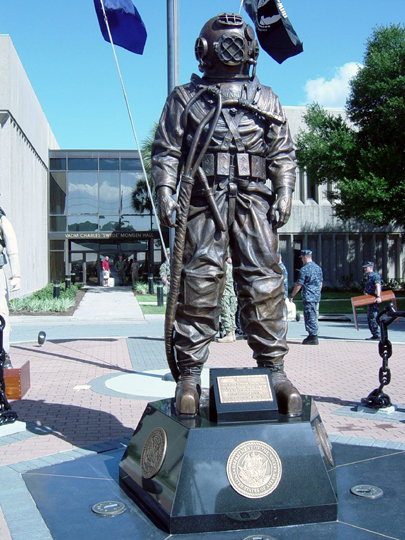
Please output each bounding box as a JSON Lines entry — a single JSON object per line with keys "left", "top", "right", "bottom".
{"left": 1, "top": 0, "right": 404, "bottom": 150}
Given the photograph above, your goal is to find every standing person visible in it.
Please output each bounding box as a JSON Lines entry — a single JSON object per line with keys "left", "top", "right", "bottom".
{"left": 101, "top": 256, "right": 110, "bottom": 287}
{"left": 363, "top": 261, "right": 382, "bottom": 340}
{"left": 131, "top": 257, "right": 140, "bottom": 286}
{"left": 0, "top": 207, "right": 20, "bottom": 368}
{"left": 290, "top": 250, "right": 323, "bottom": 345}
{"left": 278, "top": 253, "right": 288, "bottom": 299}
{"left": 152, "top": 13, "right": 301, "bottom": 417}
{"left": 216, "top": 256, "right": 237, "bottom": 343}
{"left": 115, "top": 255, "right": 127, "bottom": 286}
{"left": 159, "top": 248, "right": 171, "bottom": 294}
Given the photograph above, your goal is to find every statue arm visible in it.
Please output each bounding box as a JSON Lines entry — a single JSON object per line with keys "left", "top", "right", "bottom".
{"left": 264, "top": 92, "right": 296, "bottom": 229}
{"left": 152, "top": 87, "right": 190, "bottom": 227}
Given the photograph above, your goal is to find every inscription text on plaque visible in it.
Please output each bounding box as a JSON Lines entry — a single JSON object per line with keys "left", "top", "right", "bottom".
{"left": 217, "top": 374, "right": 273, "bottom": 404}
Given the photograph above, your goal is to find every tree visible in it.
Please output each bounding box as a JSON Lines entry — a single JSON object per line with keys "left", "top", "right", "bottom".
{"left": 295, "top": 24, "right": 405, "bottom": 227}
{"left": 131, "top": 123, "right": 158, "bottom": 214}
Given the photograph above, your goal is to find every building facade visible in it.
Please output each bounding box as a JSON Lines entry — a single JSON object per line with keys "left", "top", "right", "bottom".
{"left": 49, "top": 150, "right": 164, "bottom": 286}
{"left": 0, "top": 35, "right": 58, "bottom": 298}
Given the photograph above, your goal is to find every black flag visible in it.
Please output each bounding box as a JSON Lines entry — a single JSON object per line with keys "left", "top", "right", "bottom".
{"left": 243, "top": 0, "right": 303, "bottom": 64}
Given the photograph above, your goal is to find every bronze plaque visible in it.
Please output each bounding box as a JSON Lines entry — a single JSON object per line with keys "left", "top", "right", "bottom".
{"left": 226, "top": 440, "right": 282, "bottom": 499}
{"left": 141, "top": 427, "right": 168, "bottom": 479}
{"left": 217, "top": 374, "right": 273, "bottom": 404}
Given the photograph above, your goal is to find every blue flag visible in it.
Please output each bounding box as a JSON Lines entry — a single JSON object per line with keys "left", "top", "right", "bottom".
{"left": 243, "top": 0, "right": 303, "bottom": 64}
{"left": 94, "top": 0, "right": 147, "bottom": 55}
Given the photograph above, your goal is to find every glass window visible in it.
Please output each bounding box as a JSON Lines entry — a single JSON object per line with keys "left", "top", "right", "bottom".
{"left": 68, "top": 172, "right": 98, "bottom": 214}
{"left": 68, "top": 158, "right": 98, "bottom": 171}
{"left": 121, "top": 171, "right": 143, "bottom": 213}
{"left": 99, "top": 172, "right": 120, "bottom": 214}
{"left": 121, "top": 158, "right": 141, "bottom": 171}
{"left": 67, "top": 215, "right": 98, "bottom": 232}
{"left": 100, "top": 158, "right": 119, "bottom": 171}
{"left": 50, "top": 172, "right": 67, "bottom": 214}
{"left": 50, "top": 158, "right": 66, "bottom": 171}
{"left": 99, "top": 216, "right": 120, "bottom": 231}
{"left": 50, "top": 216, "right": 66, "bottom": 232}
{"left": 50, "top": 240, "right": 65, "bottom": 250}
{"left": 121, "top": 215, "right": 155, "bottom": 231}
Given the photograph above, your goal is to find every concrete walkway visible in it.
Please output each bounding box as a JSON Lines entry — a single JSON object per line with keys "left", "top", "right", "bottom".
{"left": 1, "top": 287, "right": 405, "bottom": 539}
{"left": 71, "top": 286, "right": 144, "bottom": 321}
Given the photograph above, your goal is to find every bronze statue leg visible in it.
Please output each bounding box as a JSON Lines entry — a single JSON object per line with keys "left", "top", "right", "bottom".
{"left": 174, "top": 194, "right": 229, "bottom": 415}
{"left": 230, "top": 187, "right": 302, "bottom": 416}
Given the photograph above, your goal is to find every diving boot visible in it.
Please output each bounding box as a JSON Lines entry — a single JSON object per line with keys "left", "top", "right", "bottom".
{"left": 259, "top": 363, "right": 302, "bottom": 417}
{"left": 175, "top": 368, "right": 202, "bottom": 416}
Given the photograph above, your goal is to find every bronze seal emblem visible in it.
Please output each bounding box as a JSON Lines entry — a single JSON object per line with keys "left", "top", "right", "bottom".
{"left": 313, "top": 418, "right": 335, "bottom": 467}
{"left": 226, "top": 440, "right": 282, "bottom": 499}
{"left": 141, "top": 427, "right": 168, "bottom": 479}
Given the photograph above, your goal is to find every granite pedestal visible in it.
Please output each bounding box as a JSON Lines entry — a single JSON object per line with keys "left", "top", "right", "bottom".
{"left": 119, "top": 369, "right": 337, "bottom": 534}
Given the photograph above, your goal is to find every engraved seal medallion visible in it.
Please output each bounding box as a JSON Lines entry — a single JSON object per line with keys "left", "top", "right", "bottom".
{"left": 226, "top": 440, "right": 282, "bottom": 499}
{"left": 313, "top": 418, "right": 335, "bottom": 467}
{"left": 141, "top": 427, "right": 167, "bottom": 479}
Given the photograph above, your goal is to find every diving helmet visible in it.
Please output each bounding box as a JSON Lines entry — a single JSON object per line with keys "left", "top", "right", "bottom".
{"left": 195, "top": 12, "right": 259, "bottom": 80}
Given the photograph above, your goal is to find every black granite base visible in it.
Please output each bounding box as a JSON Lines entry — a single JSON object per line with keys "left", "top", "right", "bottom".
{"left": 21, "top": 442, "right": 405, "bottom": 539}
{"left": 119, "top": 395, "right": 337, "bottom": 534}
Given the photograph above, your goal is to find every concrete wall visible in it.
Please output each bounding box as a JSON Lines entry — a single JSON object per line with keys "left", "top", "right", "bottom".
{"left": 0, "top": 35, "right": 59, "bottom": 298}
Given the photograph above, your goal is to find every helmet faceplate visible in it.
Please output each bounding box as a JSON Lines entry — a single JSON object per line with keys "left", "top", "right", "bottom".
{"left": 195, "top": 13, "right": 259, "bottom": 79}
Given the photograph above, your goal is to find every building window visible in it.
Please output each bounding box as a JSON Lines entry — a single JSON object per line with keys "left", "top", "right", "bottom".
{"left": 50, "top": 172, "right": 67, "bottom": 214}
{"left": 67, "top": 172, "right": 98, "bottom": 214}
{"left": 50, "top": 158, "right": 66, "bottom": 171}
{"left": 67, "top": 215, "right": 98, "bottom": 232}
{"left": 50, "top": 216, "right": 66, "bottom": 232}
{"left": 100, "top": 158, "right": 119, "bottom": 171}
{"left": 68, "top": 158, "right": 98, "bottom": 171}
{"left": 121, "top": 158, "right": 141, "bottom": 171}
{"left": 121, "top": 171, "right": 142, "bottom": 213}
{"left": 99, "top": 172, "right": 120, "bottom": 214}
{"left": 307, "top": 174, "right": 318, "bottom": 203}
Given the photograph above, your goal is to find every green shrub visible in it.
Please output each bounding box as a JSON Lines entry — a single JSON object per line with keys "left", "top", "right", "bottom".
{"left": 133, "top": 281, "right": 149, "bottom": 295}
{"left": 9, "top": 282, "right": 80, "bottom": 313}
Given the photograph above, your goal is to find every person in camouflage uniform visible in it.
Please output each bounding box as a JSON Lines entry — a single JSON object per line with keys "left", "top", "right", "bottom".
{"left": 114, "top": 255, "right": 127, "bottom": 286}
{"left": 290, "top": 250, "right": 323, "bottom": 345}
{"left": 278, "top": 253, "right": 288, "bottom": 300}
{"left": 159, "top": 249, "right": 171, "bottom": 294}
{"left": 363, "top": 261, "right": 382, "bottom": 340}
{"left": 216, "top": 256, "right": 237, "bottom": 343}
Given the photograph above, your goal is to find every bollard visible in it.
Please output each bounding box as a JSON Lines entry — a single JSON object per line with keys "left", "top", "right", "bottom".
{"left": 53, "top": 280, "right": 60, "bottom": 299}
{"left": 157, "top": 283, "right": 164, "bottom": 306}
{"left": 71, "top": 272, "right": 76, "bottom": 285}
{"left": 65, "top": 275, "right": 71, "bottom": 289}
{"left": 148, "top": 275, "right": 155, "bottom": 295}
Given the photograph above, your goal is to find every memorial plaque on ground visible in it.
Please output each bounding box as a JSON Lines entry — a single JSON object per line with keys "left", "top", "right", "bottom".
{"left": 210, "top": 368, "right": 279, "bottom": 423}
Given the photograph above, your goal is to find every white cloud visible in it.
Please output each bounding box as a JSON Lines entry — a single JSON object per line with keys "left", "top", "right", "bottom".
{"left": 304, "top": 62, "right": 363, "bottom": 108}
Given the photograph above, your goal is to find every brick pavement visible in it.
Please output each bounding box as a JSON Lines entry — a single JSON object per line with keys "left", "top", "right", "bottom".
{"left": 2, "top": 288, "right": 404, "bottom": 539}
{"left": 2, "top": 335, "right": 405, "bottom": 471}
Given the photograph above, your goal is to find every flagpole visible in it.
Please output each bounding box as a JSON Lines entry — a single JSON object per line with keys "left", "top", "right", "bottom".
{"left": 98, "top": 0, "right": 168, "bottom": 262}
{"left": 167, "top": 0, "right": 179, "bottom": 256}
